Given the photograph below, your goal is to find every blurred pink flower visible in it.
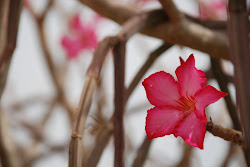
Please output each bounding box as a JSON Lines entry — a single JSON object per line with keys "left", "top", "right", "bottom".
{"left": 61, "top": 14, "right": 98, "bottom": 59}
{"left": 137, "top": 0, "right": 156, "bottom": 3}
{"left": 142, "top": 54, "right": 227, "bottom": 149}
{"left": 23, "top": 0, "right": 30, "bottom": 8}
{"left": 199, "top": 0, "right": 227, "bottom": 20}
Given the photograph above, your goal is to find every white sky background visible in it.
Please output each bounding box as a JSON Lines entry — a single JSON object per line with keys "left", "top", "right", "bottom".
{"left": 1, "top": 0, "right": 246, "bottom": 166}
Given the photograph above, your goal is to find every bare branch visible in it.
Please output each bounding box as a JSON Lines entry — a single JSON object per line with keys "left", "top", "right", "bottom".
{"left": 227, "top": 0, "right": 250, "bottom": 164}
{"left": 69, "top": 12, "right": 152, "bottom": 167}
{"left": 206, "top": 121, "right": 244, "bottom": 145}
{"left": 210, "top": 57, "right": 240, "bottom": 130}
{"left": 158, "top": 0, "right": 184, "bottom": 21}
{"left": 113, "top": 41, "right": 126, "bottom": 167}
{"left": 78, "top": 0, "right": 230, "bottom": 60}
{"left": 132, "top": 136, "right": 152, "bottom": 167}
{"left": 26, "top": 1, "right": 74, "bottom": 122}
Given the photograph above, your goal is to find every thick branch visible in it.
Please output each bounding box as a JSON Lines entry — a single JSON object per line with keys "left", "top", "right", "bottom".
{"left": 78, "top": 0, "right": 230, "bottom": 60}
{"left": 113, "top": 41, "right": 126, "bottom": 167}
{"left": 158, "top": 0, "right": 183, "bottom": 21}
{"left": 227, "top": 0, "right": 250, "bottom": 164}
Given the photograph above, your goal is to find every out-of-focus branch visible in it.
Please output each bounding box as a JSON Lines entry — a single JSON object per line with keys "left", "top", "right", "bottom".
{"left": 159, "top": 0, "right": 184, "bottom": 21}
{"left": 70, "top": 11, "right": 150, "bottom": 167}
{"left": 84, "top": 123, "right": 113, "bottom": 167}
{"left": 78, "top": 0, "right": 230, "bottom": 60}
{"left": 26, "top": 0, "right": 74, "bottom": 122}
{"left": 176, "top": 143, "right": 193, "bottom": 167}
{"left": 185, "top": 14, "right": 227, "bottom": 30}
{"left": 0, "top": 1, "right": 23, "bottom": 167}
{"left": 206, "top": 121, "right": 244, "bottom": 145}
{"left": 125, "top": 43, "right": 172, "bottom": 101}
{"left": 84, "top": 43, "right": 172, "bottom": 167}
{"left": 69, "top": 36, "right": 117, "bottom": 167}
{"left": 221, "top": 144, "right": 234, "bottom": 167}
{"left": 210, "top": 57, "right": 240, "bottom": 130}
{"left": 0, "top": 108, "right": 22, "bottom": 167}
{"left": 113, "top": 41, "right": 126, "bottom": 167}
{"left": 132, "top": 136, "right": 152, "bottom": 167}
{"left": 205, "top": 69, "right": 234, "bottom": 83}
{"left": 0, "top": 0, "right": 23, "bottom": 100}
{"left": 227, "top": 0, "right": 250, "bottom": 164}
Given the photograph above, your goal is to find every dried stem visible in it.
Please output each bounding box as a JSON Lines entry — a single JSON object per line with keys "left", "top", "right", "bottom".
{"left": 113, "top": 41, "right": 126, "bottom": 167}
{"left": 206, "top": 121, "right": 244, "bottom": 145}
{"left": 210, "top": 57, "right": 240, "bottom": 130}
{"left": 227, "top": 0, "right": 250, "bottom": 164}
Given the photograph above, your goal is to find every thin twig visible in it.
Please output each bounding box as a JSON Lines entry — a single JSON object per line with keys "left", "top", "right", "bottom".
{"left": 84, "top": 43, "right": 171, "bottom": 167}
{"left": 83, "top": 123, "right": 113, "bottom": 167}
{"left": 205, "top": 68, "right": 234, "bottom": 83}
{"left": 132, "top": 136, "right": 152, "bottom": 167}
{"left": 69, "top": 12, "right": 151, "bottom": 167}
{"left": 26, "top": 1, "right": 74, "bottom": 122}
{"left": 125, "top": 43, "right": 172, "bottom": 101}
{"left": 69, "top": 37, "right": 117, "bottom": 167}
{"left": 210, "top": 57, "right": 240, "bottom": 130}
{"left": 176, "top": 143, "right": 193, "bottom": 167}
{"left": 185, "top": 14, "right": 227, "bottom": 30}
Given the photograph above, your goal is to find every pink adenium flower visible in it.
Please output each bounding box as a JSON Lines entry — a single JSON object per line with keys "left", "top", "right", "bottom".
{"left": 142, "top": 54, "right": 227, "bottom": 149}
{"left": 61, "top": 14, "right": 98, "bottom": 59}
{"left": 199, "top": 0, "right": 227, "bottom": 20}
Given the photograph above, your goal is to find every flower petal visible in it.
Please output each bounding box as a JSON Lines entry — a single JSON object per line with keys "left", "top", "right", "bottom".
{"left": 146, "top": 107, "right": 184, "bottom": 140}
{"left": 175, "top": 54, "right": 207, "bottom": 97}
{"left": 61, "top": 36, "right": 84, "bottom": 58}
{"left": 194, "top": 85, "right": 227, "bottom": 121}
{"left": 70, "top": 14, "right": 85, "bottom": 32}
{"left": 142, "top": 71, "right": 181, "bottom": 107}
{"left": 174, "top": 112, "right": 206, "bottom": 149}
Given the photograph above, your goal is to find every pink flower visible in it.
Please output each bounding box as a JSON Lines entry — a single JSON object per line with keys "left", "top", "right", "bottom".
{"left": 142, "top": 54, "right": 227, "bottom": 149}
{"left": 137, "top": 0, "right": 155, "bottom": 3}
{"left": 199, "top": 0, "right": 227, "bottom": 20}
{"left": 61, "top": 14, "right": 98, "bottom": 59}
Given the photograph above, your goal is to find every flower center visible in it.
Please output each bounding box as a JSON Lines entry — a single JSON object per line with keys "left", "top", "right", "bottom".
{"left": 177, "top": 96, "right": 195, "bottom": 114}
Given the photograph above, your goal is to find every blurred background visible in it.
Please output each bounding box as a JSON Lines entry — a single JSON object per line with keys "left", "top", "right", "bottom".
{"left": 0, "top": 0, "right": 247, "bottom": 166}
